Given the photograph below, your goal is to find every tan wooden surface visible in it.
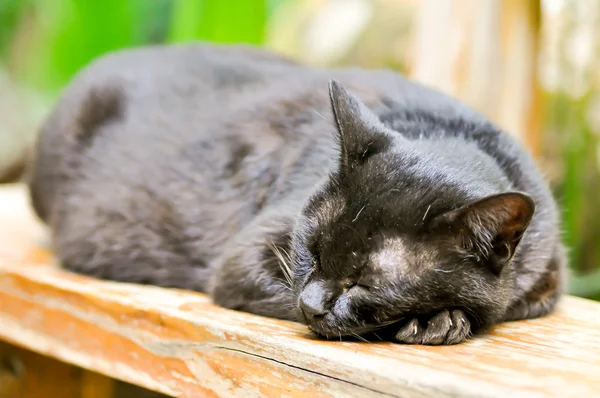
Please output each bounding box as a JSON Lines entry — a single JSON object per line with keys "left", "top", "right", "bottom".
{"left": 0, "top": 183, "right": 599, "bottom": 398}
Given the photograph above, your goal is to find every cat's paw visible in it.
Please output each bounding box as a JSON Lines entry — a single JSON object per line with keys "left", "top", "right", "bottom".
{"left": 394, "top": 309, "right": 471, "bottom": 345}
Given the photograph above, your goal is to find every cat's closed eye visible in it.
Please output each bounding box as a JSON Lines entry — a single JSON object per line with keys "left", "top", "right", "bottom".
{"left": 311, "top": 253, "right": 321, "bottom": 268}
{"left": 341, "top": 277, "right": 371, "bottom": 291}
{"left": 341, "top": 279, "right": 356, "bottom": 290}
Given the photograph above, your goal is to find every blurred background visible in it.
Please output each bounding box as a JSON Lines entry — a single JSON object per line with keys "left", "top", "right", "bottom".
{"left": 0, "top": 0, "right": 598, "bottom": 301}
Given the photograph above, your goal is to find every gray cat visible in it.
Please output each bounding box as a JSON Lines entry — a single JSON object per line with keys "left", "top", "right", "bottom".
{"left": 28, "top": 43, "right": 566, "bottom": 345}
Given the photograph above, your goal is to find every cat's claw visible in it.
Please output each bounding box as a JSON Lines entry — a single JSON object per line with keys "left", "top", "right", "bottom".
{"left": 394, "top": 309, "right": 471, "bottom": 345}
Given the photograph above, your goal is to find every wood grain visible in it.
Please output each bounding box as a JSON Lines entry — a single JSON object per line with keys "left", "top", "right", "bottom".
{"left": 0, "top": 184, "right": 598, "bottom": 398}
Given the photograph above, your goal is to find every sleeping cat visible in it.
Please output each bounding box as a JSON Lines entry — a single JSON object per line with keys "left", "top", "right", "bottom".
{"left": 28, "top": 43, "right": 566, "bottom": 345}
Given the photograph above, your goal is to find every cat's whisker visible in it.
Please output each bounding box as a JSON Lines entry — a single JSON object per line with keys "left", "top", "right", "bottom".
{"left": 351, "top": 332, "right": 369, "bottom": 343}
{"left": 274, "top": 278, "right": 292, "bottom": 290}
{"left": 352, "top": 205, "right": 366, "bottom": 223}
{"left": 463, "top": 307, "right": 481, "bottom": 327}
{"left": 422, "top": 204, "right": 432, "bottom": 222}
{"left": 312, "top": 109, "right": 330, "bottom": 121}
{"left": 280, "top": 245, "right": 294, "bottom": 264}
{"left": 373, "top": 319, "right": 403, "bottom": 330}
{"left": 268, "top": 242, "right": 293, "bottom": 288}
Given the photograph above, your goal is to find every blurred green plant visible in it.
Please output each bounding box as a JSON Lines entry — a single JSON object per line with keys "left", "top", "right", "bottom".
{"left": 168, "top": 0, "right": 266, "bottom": 44}
{"left": 4, "top": 0, "right": 158, "bottom": 92}
{"left": 547, "top": 92, "right": 600, "bottom": 300}
{"left": 3, "top": 0, "right": 279, "bottom": 94}
{"left": 31, "top": 0, "right": 142, "bottom": 91}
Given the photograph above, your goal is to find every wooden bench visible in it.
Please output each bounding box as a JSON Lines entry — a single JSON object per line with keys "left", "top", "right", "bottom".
{"left": 0, "top": 183, "right": 598, "bottom": 398}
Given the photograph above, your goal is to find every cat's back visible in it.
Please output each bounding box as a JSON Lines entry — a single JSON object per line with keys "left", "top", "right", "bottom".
{"left": 27, "top": 43, "right": 306, "bottom": 221}
{"left": 29, "top": 42, "right": 536, "bottom": 229}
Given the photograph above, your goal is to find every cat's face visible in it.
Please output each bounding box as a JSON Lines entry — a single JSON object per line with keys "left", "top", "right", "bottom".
{"left": 290, "top": 81, "right": 535, "bottom": 338}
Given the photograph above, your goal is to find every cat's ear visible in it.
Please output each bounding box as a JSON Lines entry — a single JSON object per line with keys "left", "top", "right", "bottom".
{"left": 328, "top": 80, "right": 392, "bottom": 172}
{"left": 430, "top": 192, "right": 535, "bottom": 275}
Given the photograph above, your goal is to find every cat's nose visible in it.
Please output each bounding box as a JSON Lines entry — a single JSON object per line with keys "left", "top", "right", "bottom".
{"left": 299, "top": 297, "right": 327, "bottom": 322}
{"left": 299, "top": 281, "right": 329, "bottom": 322}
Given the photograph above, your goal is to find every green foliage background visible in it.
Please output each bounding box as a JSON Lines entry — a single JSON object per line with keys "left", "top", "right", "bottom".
{"left": 2, "top": 0, "right": 279, "bottom": 93}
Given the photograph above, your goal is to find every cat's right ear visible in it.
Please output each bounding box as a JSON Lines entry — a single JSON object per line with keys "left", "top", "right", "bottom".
{"left": 328, "top": 80, "right": 392, "bottom": 173}
{"left": 429, "top": 192, "right": 535, "bottom": 275}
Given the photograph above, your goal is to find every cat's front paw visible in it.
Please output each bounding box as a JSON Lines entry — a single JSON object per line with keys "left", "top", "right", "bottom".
{"left": 394, "top": 309, "right": 471, "bottom": 345}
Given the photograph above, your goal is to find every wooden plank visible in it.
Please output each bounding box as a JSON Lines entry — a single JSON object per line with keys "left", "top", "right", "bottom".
{"left": 0, "top": 183, "right": 599, "bottom": 398}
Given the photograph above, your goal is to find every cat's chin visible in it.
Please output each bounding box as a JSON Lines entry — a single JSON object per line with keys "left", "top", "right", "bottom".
{"left": 300, "top": 312, "right": 346, "bottom": 338}
{"left": 307, "top": 324, "right": 384, "bottom": 341}
{"left": 304, "top": 312, "right": 411, "bottom": 341}
{"left": 303, "top": 315, "right": 382, "bottom": 340}
{"left": 307, "top": 325, "right": 361, "bottom": 340}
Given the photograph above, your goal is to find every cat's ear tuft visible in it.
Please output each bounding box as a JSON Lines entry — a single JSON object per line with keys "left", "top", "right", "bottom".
{"left": 430, "top": 192, "right": 535, "bottom": 275}
{"left": 328, "top": 80, "right": 392, "bottom": 172}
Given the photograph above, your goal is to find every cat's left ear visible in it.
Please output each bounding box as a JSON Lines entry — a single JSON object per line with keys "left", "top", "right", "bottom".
{"left": 328, "top": 80, "right": 392, "bottom": 173}
{"left": 430, "top": 192, "right": 535, "bottom": 275}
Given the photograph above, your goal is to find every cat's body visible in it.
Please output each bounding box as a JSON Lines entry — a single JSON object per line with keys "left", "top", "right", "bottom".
{"left": 29, "top": 43, "right": 566, "bottom": 344}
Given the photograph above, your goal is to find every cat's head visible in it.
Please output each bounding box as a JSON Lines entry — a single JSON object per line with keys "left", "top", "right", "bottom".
{"left": 290, "top": 81, "right": 535, "bottom": 339}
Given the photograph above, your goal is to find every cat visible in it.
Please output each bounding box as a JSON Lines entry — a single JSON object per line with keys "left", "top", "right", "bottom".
{"left": 27, "top": 43, "right": 566, "bottom": 345}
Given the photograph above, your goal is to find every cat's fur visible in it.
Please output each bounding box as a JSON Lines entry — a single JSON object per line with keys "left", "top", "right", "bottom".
{"left": 28, "top": 43, "right": 566, "bottom": 345}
